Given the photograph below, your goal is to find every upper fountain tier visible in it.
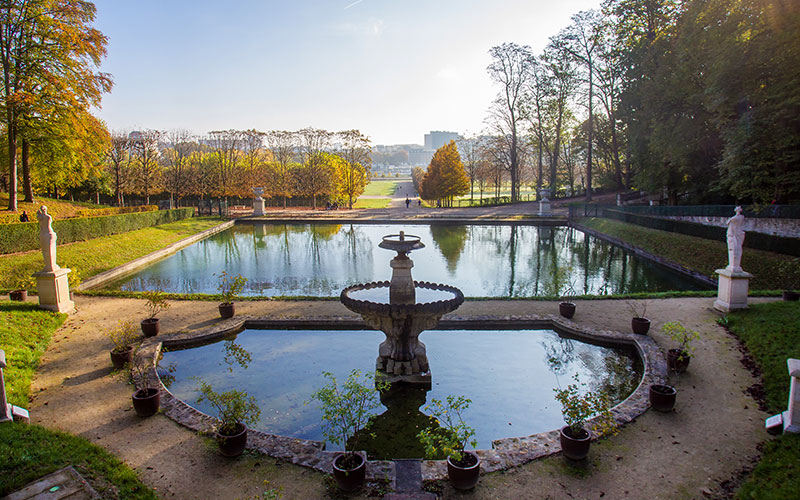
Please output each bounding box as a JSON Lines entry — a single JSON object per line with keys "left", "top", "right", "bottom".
{"left": 378, "top": 231, "right": 424, "bottom": 256}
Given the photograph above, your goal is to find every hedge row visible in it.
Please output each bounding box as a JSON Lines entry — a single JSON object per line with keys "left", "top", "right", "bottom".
{"left": 75, "top": 205, "right": 157, "bottom": 218}
{"left": 0, "top": 207, "right": 194, "bottom": 255}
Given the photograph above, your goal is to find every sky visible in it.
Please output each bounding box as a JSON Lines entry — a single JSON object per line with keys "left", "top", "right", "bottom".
{"left": 92, "top": 0, "right": 601, "bottom": 145}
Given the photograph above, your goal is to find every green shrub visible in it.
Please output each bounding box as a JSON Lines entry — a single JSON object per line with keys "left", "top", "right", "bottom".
{"left": 0, "top": 208, "right": 194, "bottom": 255}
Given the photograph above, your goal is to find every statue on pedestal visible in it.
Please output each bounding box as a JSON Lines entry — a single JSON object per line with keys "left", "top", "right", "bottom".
{"left": 726, "top": 206, "right": 745, "bottom": 272}
{"left": 38, "top": 206, "right": 59, "bottom": 272}
{"left": 33, "top": 205, "right": 74, "bottom": 313}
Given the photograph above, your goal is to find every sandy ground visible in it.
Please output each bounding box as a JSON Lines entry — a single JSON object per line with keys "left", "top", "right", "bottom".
{"left": 22, "top": 294, "right": 774, "bottom": 500}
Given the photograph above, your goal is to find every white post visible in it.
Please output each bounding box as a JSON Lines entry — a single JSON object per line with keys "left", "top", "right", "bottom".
{"left": 0, "top": 350, "right": 12, "bottom": 422}
{"left": 785, "top": 358, "right": 800, "bottom": 433}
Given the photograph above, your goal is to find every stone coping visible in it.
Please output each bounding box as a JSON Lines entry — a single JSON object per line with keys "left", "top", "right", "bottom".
{"left": 237, "top": 216, "right": 568, "bottom": 226}
{"left": 135, "top": 313, "right": 666, "bottom": 482}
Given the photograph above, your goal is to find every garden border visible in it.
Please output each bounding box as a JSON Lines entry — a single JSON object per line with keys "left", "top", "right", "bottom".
{"left": 135, "top": 312, "right": 666, "bottom": 482}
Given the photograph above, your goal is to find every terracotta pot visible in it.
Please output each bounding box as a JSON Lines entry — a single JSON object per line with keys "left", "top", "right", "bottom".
{"left": 649, "top": 384, "right": 677, "bottom": 412}
{"left": 140, "top": 318, "right": 160, "bottom": 337}
{"left": 217, "top": 423, "right": 248, "bottom": 457}
{"left": 110, "top": 345, "right": 134, "bottom": 370}
{"left": 332, "top": 452, "right": 366, "bottom": 492}
{"left": 132, "top": 387, "right": 160, "bottom": 417}
{"left": 667, "top": 348, "right": 691, "bottom": 373}
{"left": 783, "top": 290, "right": 799, "bottom": 301}
{"left": 9, "top": 289, "right": 27, "bottom": 301}
{"left": 560, "top": 426, "right": 591, "bottom": 460}
{"left": 631, "top": 317, "right": 651, "bottom": 335}
{"left": 218, "top": 302, "right": 235, "bottom": 319}
{"left": 447, "top": 451, "right": 481, "bottom": 490}
{"left": 559, "top": 302, "right": 576, "bottom": 319}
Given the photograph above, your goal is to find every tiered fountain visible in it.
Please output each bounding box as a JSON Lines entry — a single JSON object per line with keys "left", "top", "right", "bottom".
{"left": 340, "top": 231, "right": 464, "bottom": 386}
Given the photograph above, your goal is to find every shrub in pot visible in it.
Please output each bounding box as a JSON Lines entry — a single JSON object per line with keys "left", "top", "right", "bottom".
{"left": 216, "top": 271, "right": 247, "bottom": 319}
{"left": 141, "top": 290, "right": 170, "bottom": 337}
{"left": 649, "top": 384, "right": 677, "bottom": 412}
{"left": 557, "top": 278, "right": 577, "bottom": 319}
{"left": 130, "top": 349, "right": 161, "bottom": 417}
{"left": 417, "top": 395, "right": 480, "bottom": 491}
{"left": 553, "top": 374, "right": 617, "bottom": 461}
{"left": 310, "top": 369, "right": 389, "bottom": 492}
{"left": 662, "top": 321, "right": 700, "bottom": 373}
{"left": 627, "top": 300, "right": 651, "bottom": 334}
{"left": 9, "top": 274, "right": 35, "bottom": 301}
{"left": 107, "top": 320, "right": 141, "bottom": 369}
{"left": 196, "top": 380, "right": 261, "bottom": 457}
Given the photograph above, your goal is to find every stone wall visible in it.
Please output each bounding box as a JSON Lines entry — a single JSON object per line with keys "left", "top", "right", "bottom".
{"left": 659, "top": 216, "right": 799, "bottom": 238}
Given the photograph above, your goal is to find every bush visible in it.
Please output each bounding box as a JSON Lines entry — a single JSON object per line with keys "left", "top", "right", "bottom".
{"left": 0, "top": 208, "right": 194, "bottom": 255}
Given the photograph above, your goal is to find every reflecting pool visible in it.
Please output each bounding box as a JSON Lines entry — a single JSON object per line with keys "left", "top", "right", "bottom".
{"left": 160, "top": 328, "right": 643, "bottom": 459}
{"left": 114, "top": 223, "right": 703, "bottom": 297}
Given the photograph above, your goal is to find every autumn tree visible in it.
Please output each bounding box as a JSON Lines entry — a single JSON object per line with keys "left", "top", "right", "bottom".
{"left": 293, "top": 150, "right": 339, "bottom": 207}
{"left": 163, "top": 129, "right": 196, "bottom": 207}
{"left": 296, "top": 127, "right": 332, "bottom": 209}
{"left": 265, "top": 130, "right": 297, "bottom": 208}
{"left": 420, "top": 141, "right": 469, "bottom": 207}
{"left": 106, "top": 131, "right": 130, "bottom": 206}
{"left": 0, "top": 0, "right": 112, "bottom": 211}
{"left": 336, "top": 129, "right": 372, "bottom": 209}
{"left": 130, "top": 130, "right": 162, "bottom": 205}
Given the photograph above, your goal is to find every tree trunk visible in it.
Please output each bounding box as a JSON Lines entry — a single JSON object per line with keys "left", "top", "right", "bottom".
{"left": 586, "top": 68, "right": 593, "bottom": 202}
{"left": 6, "top": 123, "right": 17, "bottom": 211}
{"left": 22, "top": 138, "right": 33, "bottom": 202}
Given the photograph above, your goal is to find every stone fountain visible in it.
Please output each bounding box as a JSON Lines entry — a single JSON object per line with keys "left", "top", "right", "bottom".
{"left": 340, "top": 231, "right": 464, "bottom": 386}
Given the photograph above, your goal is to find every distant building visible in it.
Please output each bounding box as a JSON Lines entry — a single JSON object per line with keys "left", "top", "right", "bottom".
{"left": 408, "top": 148, "right": 434, "bottom": 166}
{"left": 424, "top": 131, "right": 460, "bottom": 151}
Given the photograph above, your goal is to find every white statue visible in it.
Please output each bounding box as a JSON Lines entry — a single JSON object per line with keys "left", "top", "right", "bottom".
{"left": 37, "top": 206, "right": 59, "bottom": 272}
{"left": 726, "top": 206, "right": 745, "bottom": 271}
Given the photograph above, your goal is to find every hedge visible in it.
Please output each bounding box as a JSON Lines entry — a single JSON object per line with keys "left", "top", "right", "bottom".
{"left": 0, "top": 205, "right": 158, "bottom": 224}
{"left": 0, "top": 207, "right": 194, "bottom": 255}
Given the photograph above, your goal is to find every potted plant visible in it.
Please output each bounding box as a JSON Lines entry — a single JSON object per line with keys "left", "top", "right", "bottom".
{"left": 196, "top": 380, "right": 261, "bottom": 457}
{"left": 9, "top": 274, "right": 34, "bottom": 301}
{"left": 662, "top": 321, "right": 700, "bottom": 373}
{"left": 417, "top": 395, "right": 480, "bottom": 490}
{"left": 558, "top": 278, "right": 577, "bottom": 319}
{"left": 141, "top": 290, "right": 170, "bottom": 337}
{"left": 553, "top": 374, "right": 617, "bottom": 460}
{"left": 216, "top": 271, "right": 247, "bottom": 319}
{"left": 107, "top": 320, "right": 141, "bottom": 369}
{"left": 627, "top": 300, "right": 651, "bottom": 334}
{"left": 649, "top": 382, "right": 677, "bottom": 412}
{"left": 130, "top": 348, "right": 160, "bottom": 417}
{"left": 310, "top": 369, "right": 389, "bottom": 492}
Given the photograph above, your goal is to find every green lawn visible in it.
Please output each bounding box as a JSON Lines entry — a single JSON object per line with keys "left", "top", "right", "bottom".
{"left": 0, "top": 217, "right": 225, "bottom": 291}
{"left": 578, "top": 217, "right": 800, "bottom": 290}
{"left": 725, "top": 301, "right": 800, "bottom": 499}
{"left": 362, "top": 180, "right": 398, "bottom": 197}
{"left": 354, "top": 197, "right": 391, "bottom": 209}
{"left": 0, "top": 423, "right": 158, "bottom": 499}
{"left": 0, "top": 301, "right": 66, "bottom": 407}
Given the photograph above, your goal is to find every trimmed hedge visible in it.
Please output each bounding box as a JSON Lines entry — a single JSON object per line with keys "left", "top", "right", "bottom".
{"left": 75, "top": 205, "right": 157, "bottom": 217}
{"left": 0, "top": 207, "right": 194, "bottom": 255}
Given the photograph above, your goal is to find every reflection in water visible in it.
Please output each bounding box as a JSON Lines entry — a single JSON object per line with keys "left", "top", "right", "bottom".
{"left": 115, "top": 224, "right": 703, "bottom": 297}
{"left": 161, "top": 329, "right": 642, "bottom": 456}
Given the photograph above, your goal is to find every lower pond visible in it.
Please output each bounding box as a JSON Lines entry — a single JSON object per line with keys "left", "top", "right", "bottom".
{"left": 115, "top": 223, "right": 703, "bottom": 297}
{"left": 160, "top": 328, "right": 643, "bottom": 459}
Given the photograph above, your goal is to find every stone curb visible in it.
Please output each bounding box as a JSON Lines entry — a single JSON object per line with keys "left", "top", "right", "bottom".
{"left": 140, "top": 313, "right": 665, "bottom": 482}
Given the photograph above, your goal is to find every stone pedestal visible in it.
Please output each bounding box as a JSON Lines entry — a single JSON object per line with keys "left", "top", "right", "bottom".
{"left": 538, "top": 189, "right": 552, "bottom": 216}
{"left": 253, "top": 197, "right": 265, "bottom": 216}
{"left": 713, "top": 267, "right": 752, "bottom": 312}
{"left": 33, "top": 268, "right": 74, "bottom": 313}
{"left": 389, "top": 255, "right": 415, "bottom": 305}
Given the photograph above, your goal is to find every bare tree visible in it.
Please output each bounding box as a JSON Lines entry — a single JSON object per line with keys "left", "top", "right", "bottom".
{"left": 107, "top": 131, "right": 130, "bottom": 206}
{"left": 486, "top": 43, "right": 533, "bottom": 202}
{"left": 456, "top": 134, "right": 483, "bottom": 202}
{"left": 542, "top": 39, "right": 578, "bottom": 193}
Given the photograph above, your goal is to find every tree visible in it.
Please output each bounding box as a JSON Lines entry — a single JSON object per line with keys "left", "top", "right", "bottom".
{"left": 486, "top": 43, "right": 533, "bottom": 202}
{"left": 208, "top": 129, "right": 245, "bottom": 201}
{"left": 420, "top": 141, "right": 469, "bottom": 207}
{"left": 163, "top": 129, "right": 196, "bottom": 207}
{"left": 336, "top": 129, "right": 372, "bottom": 209}
{"left": 293, "top": 151, "right": 338, "bottom": 207}
{"left": 265, "top": 130, "right": 297, "bottom": 208}
{"left": 541, "top": 39, "right": 577, "bottom": 193}
{"left": 1, "top": 0, "right": 112, "bottom": 211}
{"left": 456, "top": 134, "right": 484, "bottom": 202}
{"left": 130, "top": 130, "right": 162, "bottom": 205}
{"left": 296, "top": 127, "right": 332, "bottom": 209}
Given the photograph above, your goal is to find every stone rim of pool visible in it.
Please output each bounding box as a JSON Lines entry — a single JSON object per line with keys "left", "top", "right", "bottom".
{"left": 133, "top": 312, "right": 667, "bottom": 481}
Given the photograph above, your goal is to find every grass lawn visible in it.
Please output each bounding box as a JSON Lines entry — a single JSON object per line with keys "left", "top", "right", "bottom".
{"left": 0, "top": 423, "right": 158, "bottom": 499}
{"left": 362, "top": 180, "right": 398, "bottom": 197}
{"left": 725, "top": 301, "right": 800, "bottom": 499}
{"left": 0, "top": 194, "right": 101, "bottom": 221}
{"left": 578, "top": 217, "right": 800, "bottom": 290}
{"left": 0, "top": 217, "right": 225, "bottom": 291}
{"left": 0, "top": 301, "right": 65, "bottom": 407}
{"left": 354, "top": 197, "right": 391, "bottom": 209}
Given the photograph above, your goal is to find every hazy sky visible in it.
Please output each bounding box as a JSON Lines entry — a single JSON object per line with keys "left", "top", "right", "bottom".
{"left": 93, "top": 0, "right": 600, "bottom": 145}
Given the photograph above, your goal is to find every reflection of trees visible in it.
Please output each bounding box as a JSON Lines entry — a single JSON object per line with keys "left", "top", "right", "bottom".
{"left": 544, "top": 336, "right": 575, "bottom": 375}
{"left": 349, "top": 385, "right": 439, "bottom": 460}
{"left": 588, "top": 348, "right": 642, "bottom": 404}
{"left": 429, "top": 224, "right": 469, "bottom": 274}
{"left": 221, "top": 340, "right": 252, "bottom": 372}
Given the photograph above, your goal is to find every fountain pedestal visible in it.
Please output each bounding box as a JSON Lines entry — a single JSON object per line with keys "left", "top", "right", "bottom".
{"left": 341, "top": 232, "right": 463, "bottom": 386}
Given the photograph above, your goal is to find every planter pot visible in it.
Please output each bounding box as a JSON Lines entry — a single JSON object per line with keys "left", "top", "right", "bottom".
{"left": 217, "top": 423, "right": 248, "bottom": 457}
{"left": 132, "top": 387, "right": 160, "bottom": 417}
{"left": 446, "top": 451, "right": 481, "bottom": 490}
{"left": 110, "top": 346, "right": 134, "bottom": 370}
{"left": 783, "top": 290, "right": 799, "bottom": 301}
{"left": 667, "top": 349, "right": 691, "bottom": 373}
{"left": 631, "top": 317, "right": 651, "bottom": 335}
{"left": 332, "top": 452, "right": 366, "bottom": 492}
{"left": 218, "top": 302, "right": 235, "bottom": 319}
{"left": 559, "top": 302, "right": 576, "bottom": 319}
{"left": 9, "top": 289, "right": 27, "bottom": 301}
{"left": 560, "top": 426, "right": 591, "bottom": 460}
{"left": 140, "top": 318, "right": 160, "bottom": 337}
{"left": 649, "top": 384, "right": 677, "bottom": 412}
